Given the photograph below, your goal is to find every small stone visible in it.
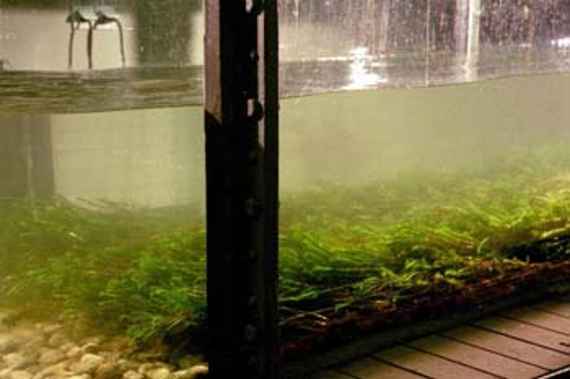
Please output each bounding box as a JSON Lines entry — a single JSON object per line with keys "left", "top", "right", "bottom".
{"left": 3, "top": 353, "right": 30, "bottom": 370}
{"left": 122, "top": 372, "right": 143, "bottom": 379}
{"left": 93, "top": 362, "right": 122, "bottom": 379}
{"left": 13, "top": 329, "right": 35, "bottom": 341}
{"left": 0, "top": 335, "right": 17, "bottom": 354}
{"left": 9, "top": 371, "right": 33, "bottom": 379}
{"left": 116, "top": 360, "right": 137, "bottom": 373}
{"left": 68, "top": 375, "right": 91, "bottom": 379}
{"left": 137, "top": 363, "right": 168, "bottom": 375}
{"left": 174, "top": 357, "right": 204, "bottom": 371}
{"left": 35, "top": 347, "right": 52, "bottom": 358}
{"left": 172, "top": 365, "right": 209, "bottom": 379}
{"left": 21, "top": 337, "right": 45, "bottom": 353}
{"left": 81, "top": 342, "right": 100, "bottom": 354}
{"left": 59, "top": 342, "right": 76, "bottom": 352}
{"left": 19, "top": 367, "right": 38, "bottom": 377}
{"left": 47, "top": 332, "right": 67, "bottom": 348}
{"left": 42, "top": 324, "right": 63, "bottom": 336}
{"left": 32, "top": 362, "right": 69, "bottom": 379}
{"left": 38, "top": 350, "right": 65, "bottom": 366}
{"left": 71, "top": 354, "right": 105, "bottom": 374}
{"left": 0, "top": 312, "right": 11, "bottom": 327}
{"left": 83, "top": 337, "right": 103, "bottom": 346}
{"left": 146, "top": 368, "right": 171, "bottom": 379}
{"left": 66, "top": 346, "right": 83, "bottom": 359}
{"left": 104, "top": 336, "right": 131, "bottom": 353}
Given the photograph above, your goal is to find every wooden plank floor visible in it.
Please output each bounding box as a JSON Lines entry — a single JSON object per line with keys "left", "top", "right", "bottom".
{"left": 313, "top": 300, "right": 570, "bottom": 379}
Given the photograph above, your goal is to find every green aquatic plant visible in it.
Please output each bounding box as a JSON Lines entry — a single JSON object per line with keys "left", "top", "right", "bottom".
{"left": 2, "top": 144, "right": 570, "bottom": 345}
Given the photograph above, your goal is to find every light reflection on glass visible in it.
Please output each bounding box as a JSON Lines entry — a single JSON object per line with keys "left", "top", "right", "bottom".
{"left": 343, "top": 47, "right": 385, "bottom": 90}
{"left": 552, "top": 37, "right": 570, "bottom": 49}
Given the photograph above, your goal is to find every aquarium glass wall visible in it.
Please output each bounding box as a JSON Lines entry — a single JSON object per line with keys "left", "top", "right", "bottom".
{"left": 3, "top": 0, "right": 570, "bottom": 372}
{"left": 0, "top": 0, "right": 207, "bottom": 374}
{"left": 277, "top": 0, "right": 570, "bottom": 357}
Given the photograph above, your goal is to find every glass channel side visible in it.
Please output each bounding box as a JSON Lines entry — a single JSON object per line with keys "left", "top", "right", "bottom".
{"left": 0, "top": 0, "right": 204, "bottom": 71}
{"left": 5, "top": 1, "right": 570, "bottom": 115}
{"left": 276, "top": 0, "right": 570, "bottom": 354}
{"left": 0, "top": 107, "right": 208, "bottom": 368}
{"left": 279, "top": 0, "right": 570, "bottom": 94}
{"left": 278, "top": 73, "right": 570, "bottom": 355}
{"left": 4, "top": 0, "right": 570, "bottom": 371}
{"left": 0, "top": 0, "right": 210, "bottom": 374}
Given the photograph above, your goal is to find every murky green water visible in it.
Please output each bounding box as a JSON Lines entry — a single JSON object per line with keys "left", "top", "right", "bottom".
{"left": 0, "top": 106, "right": 204, "bottom": 208}
{"left": 1, "top": 72, "right": 570, "bottom": 366}
{"left": 4, "top": 0, "right": 570, "bottom": 373}
{"left": 281, "top": 72, "right": 570, "bottom": 189}
{"left": 5, "top": 71, "right": 569, "bottom": 206}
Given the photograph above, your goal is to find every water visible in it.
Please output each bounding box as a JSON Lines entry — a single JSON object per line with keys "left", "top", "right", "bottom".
{"left": 281, "top": 72, "right": 570, "bottom": 190}
{"left": 0, "top": 107, "right": 205, "bottom": 208}
{"left": 4, "top": 0, "right": 570, "bottom": 373}
{"left": 0, "top": 106, "right": 207, "bottom": 369}
{"left": 3, "top": 75, "right": 570, "bottom": 302}
{"left": 7, "top": 72, "right": 568, "bottom": 210}
{"left": 279, "top": 73, "right": 570, "bottom": 354}
{"left": 3, "top": 68, "right": 570, "bottom": 372}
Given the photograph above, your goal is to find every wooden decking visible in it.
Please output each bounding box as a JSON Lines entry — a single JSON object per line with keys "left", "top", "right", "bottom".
{"left": 313, "top": 300, "right": 570, "bottom": 379}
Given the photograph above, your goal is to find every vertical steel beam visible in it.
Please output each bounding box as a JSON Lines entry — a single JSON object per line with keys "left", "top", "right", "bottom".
{"left": 204, "top": 0, "right": 279, "bottom": 378}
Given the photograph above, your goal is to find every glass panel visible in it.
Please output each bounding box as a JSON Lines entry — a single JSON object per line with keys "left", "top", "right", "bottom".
{"left": 7, "top": 1, "right": 570, "bottom": 113}
{"left": 4, "top": 0, "right": 570, "bottom": 372}
{"left": 0, "top": 0, "right": 207, "bottom": 375}
{"left": 278, "top": 0, "right": 570, "bottom": 360}
{"left": 280, "top": 0, "right": 570, "bottom": 94}
{"left": 0, "top": 0, "right": 203, "bottom": 113}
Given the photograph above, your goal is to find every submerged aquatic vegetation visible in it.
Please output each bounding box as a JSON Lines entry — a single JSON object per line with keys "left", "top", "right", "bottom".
{"left": 2, "top": 144, "right": 570, "bottom": 349}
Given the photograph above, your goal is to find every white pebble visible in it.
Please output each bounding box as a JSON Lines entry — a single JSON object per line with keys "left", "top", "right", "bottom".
{"left": 3, "top": 353, "right": 31, "bottom": 370}
{"left": 80, "top": 342, "right": 100, "bottom": 354}
{"left": 70, "top": 354, "right": 104, "bottom": 374}
{"left": 0, "top": 335, "right": 17, "bottom": 354}
{"left": 47, "top": 333, "right": 67, "bottom": 348}
{"left": 38, "top": 350, "right": 65, "bottom": 366}
{"left": 9, "top": 371, "right": 33, "bottom": 379}
{"left": 66, "top": 346, "right": 83, "bottom": 359}
{"left": 146, "top": 368, "right": 171, "bottom": 379}
{"left": 172, "top": 365, "right": 209, "bottom": 379}
{"left": 122, "top": 371, "right": 143, "bottom": 379}
{"left": 67, "top": 375, "right": 91, "bottom": 379}
{"left": 41, "top": 324, "right": 62, "bottom": 336}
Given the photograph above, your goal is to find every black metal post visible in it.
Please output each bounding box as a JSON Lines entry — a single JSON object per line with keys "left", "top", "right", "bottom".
{"left": 204, "top": 1, "right": 279, "bottom": 378}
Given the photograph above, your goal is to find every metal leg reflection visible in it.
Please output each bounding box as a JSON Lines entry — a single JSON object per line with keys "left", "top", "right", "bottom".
{"left": 66, "top": 8, "right": 126, "bottom": 70}
{"left": 66, "top": 10, "right": 94, "bottom": 70}
{"left": 94, "top": 10, "right": 126, "bottom": 68}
